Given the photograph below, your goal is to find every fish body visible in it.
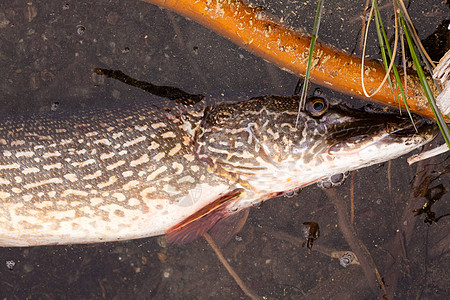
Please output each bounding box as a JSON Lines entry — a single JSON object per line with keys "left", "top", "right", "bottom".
{"left": 0, "top": 95, "right": 436, "bottom": 246}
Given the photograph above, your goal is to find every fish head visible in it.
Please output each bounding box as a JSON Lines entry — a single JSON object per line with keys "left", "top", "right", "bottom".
{"left": 289, "top": 95, "right": 438, "bottom": 174}
{"left": 197, "top": 94, "right": 437, "bottom": 195}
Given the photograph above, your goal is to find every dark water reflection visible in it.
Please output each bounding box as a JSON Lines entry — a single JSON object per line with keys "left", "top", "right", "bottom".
{"left": 0, "top": 0, "right": 448, "bottom": 299}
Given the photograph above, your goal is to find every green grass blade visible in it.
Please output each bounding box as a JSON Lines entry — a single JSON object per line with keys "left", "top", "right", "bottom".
{"left": 400, "top": 12, "right": 450, "bottom": 149}
{"left": 373, "top": 0, "right": 416, "bottom": 129}
{"left": 296, "top": 0, "right": 324, "bottom": 125}
{"left": 372, "top": 1, "right": 398, "bottom": 110}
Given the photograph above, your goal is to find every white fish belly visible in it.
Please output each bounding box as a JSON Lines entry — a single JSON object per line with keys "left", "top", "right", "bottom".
{"left": 0, "top": 183, "right": 230, "bottom": 247}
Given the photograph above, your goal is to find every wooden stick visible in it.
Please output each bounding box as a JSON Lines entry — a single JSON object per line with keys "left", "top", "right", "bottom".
{"left": 141, "top": 0, "right": 439, "bottom": 120}
{"left": 204, "top": 233, "right": 260, "bottom": 300}
{"left": 325, "top": 189, "right": 386, "bottom": 295}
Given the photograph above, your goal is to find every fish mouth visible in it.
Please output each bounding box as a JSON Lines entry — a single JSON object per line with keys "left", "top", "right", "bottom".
{"left": 327, "top": 110, "right": 438, "bottom": 156}
{"left": 389, "top": 117, "right": 436, "bottom": 136}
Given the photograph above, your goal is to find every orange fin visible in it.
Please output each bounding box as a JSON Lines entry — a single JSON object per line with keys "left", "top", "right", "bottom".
{"left": 165, "top": 188, "right": 244, "bottom": 244}
{"left": 208, "top": 208, "right": 250, "bottom": 248}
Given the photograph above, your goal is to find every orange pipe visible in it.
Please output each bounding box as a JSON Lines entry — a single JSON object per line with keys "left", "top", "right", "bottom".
{"left": 142, "top": 0, "right": 437, "bottom": 119}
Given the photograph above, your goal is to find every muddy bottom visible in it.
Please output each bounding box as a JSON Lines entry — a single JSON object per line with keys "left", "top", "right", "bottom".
{"left": 0, "top": 0, "right": 449, "bottom": 299}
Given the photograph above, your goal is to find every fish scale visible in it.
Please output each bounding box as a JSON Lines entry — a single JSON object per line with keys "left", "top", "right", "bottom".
{"left": 0, "top": 95, "right": 437, "bottom": 246}
{"left": 0, "top": 101, "right": 230, "bottom": 246}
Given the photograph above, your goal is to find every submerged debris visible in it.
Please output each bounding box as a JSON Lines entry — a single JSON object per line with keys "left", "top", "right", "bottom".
{"left": 408, "top": 144, "right": 449, "bottom": 165}
{"left": 301, "top": 222, "right": 320, "bottom": 254}
{"left": 414, "top": 183, "right": 450, "bottom": 224}
{"left": 433, "top": 49, "right": 450, "bottom": 115}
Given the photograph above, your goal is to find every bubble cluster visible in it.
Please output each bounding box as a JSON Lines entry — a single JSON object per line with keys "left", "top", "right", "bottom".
{"left": 339, "top": 252, "right": 355, "bottom": 267}
{"left": 6, "top": 260, "right": 15, "bottom": 270}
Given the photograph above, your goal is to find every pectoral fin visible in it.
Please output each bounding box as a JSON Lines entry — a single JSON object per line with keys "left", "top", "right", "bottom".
{"left": 207, "top": 208, "right": 250, "bottom": 248}
{"left": 165, "top": 188, "right": 244, "bottom": 244}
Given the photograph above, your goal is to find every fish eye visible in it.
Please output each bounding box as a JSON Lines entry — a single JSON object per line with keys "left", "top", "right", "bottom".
{"left": 306, "top": 97, "right": 328, "bottom": 117}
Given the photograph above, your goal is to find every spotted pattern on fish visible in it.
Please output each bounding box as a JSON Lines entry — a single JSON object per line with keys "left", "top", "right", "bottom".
{"left": 0, "top": 95, "right": 436, "bottom": 246}
{"left": 0, "top": 101, "right": 230, "bottom": 246}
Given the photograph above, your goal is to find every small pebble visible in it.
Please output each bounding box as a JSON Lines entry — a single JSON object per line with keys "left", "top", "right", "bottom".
{"left": 106, "top": 11, "right": 119, "bottom": 25}
{"left": 157, "top": 252, "right": 167, "bottom": 263}
{"left": 157, "top": 236, "right": 167, "bottom": 248}
{"left": 23, "top": 263, "right": 34, "bottom": 273}
{"left": 0, "top": 11, "right": 10, "bottom": 28}
{"left": 26, "top": 5, "right": 37, "bottom": 22}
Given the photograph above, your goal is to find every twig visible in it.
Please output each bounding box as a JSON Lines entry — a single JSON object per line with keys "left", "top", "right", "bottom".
{"left": 325, "top": 189, "right": 387, "bottom": 296}
{"left": 203, "top": 233, "right": 260, "bottom": 300}
{"left": 388, "top": 160, "right": 392, "bottom": 194}
{"left": 380, "top": 158, "right": 433, "bottom": 298}
{"left": 358, "top": 0, "right": 371, "bottom": 54}
{"left": 350, "top": 171, "right": 355, "bottom": 225}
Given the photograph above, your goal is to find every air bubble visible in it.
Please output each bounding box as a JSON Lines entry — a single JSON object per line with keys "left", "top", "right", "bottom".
{"left": 51, "top": 102, "right": 60, "bottom": 111}
{"left": 339, "top": 252, "right": 355, "bottom": 267}
{"left": 77, "top": 25, "right": 86, "bottom": 35}
{"left": 6, "top": 260, "right": 15, "bottom": 270}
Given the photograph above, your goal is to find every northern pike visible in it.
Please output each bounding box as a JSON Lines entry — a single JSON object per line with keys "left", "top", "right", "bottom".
{"left": 0, "top": 91, "right": 436, "bottom": 246}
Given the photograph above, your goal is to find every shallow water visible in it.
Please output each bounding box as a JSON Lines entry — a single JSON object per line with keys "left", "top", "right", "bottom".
{"left": 0, "top": 0, "right": 449, "bottom": 299}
